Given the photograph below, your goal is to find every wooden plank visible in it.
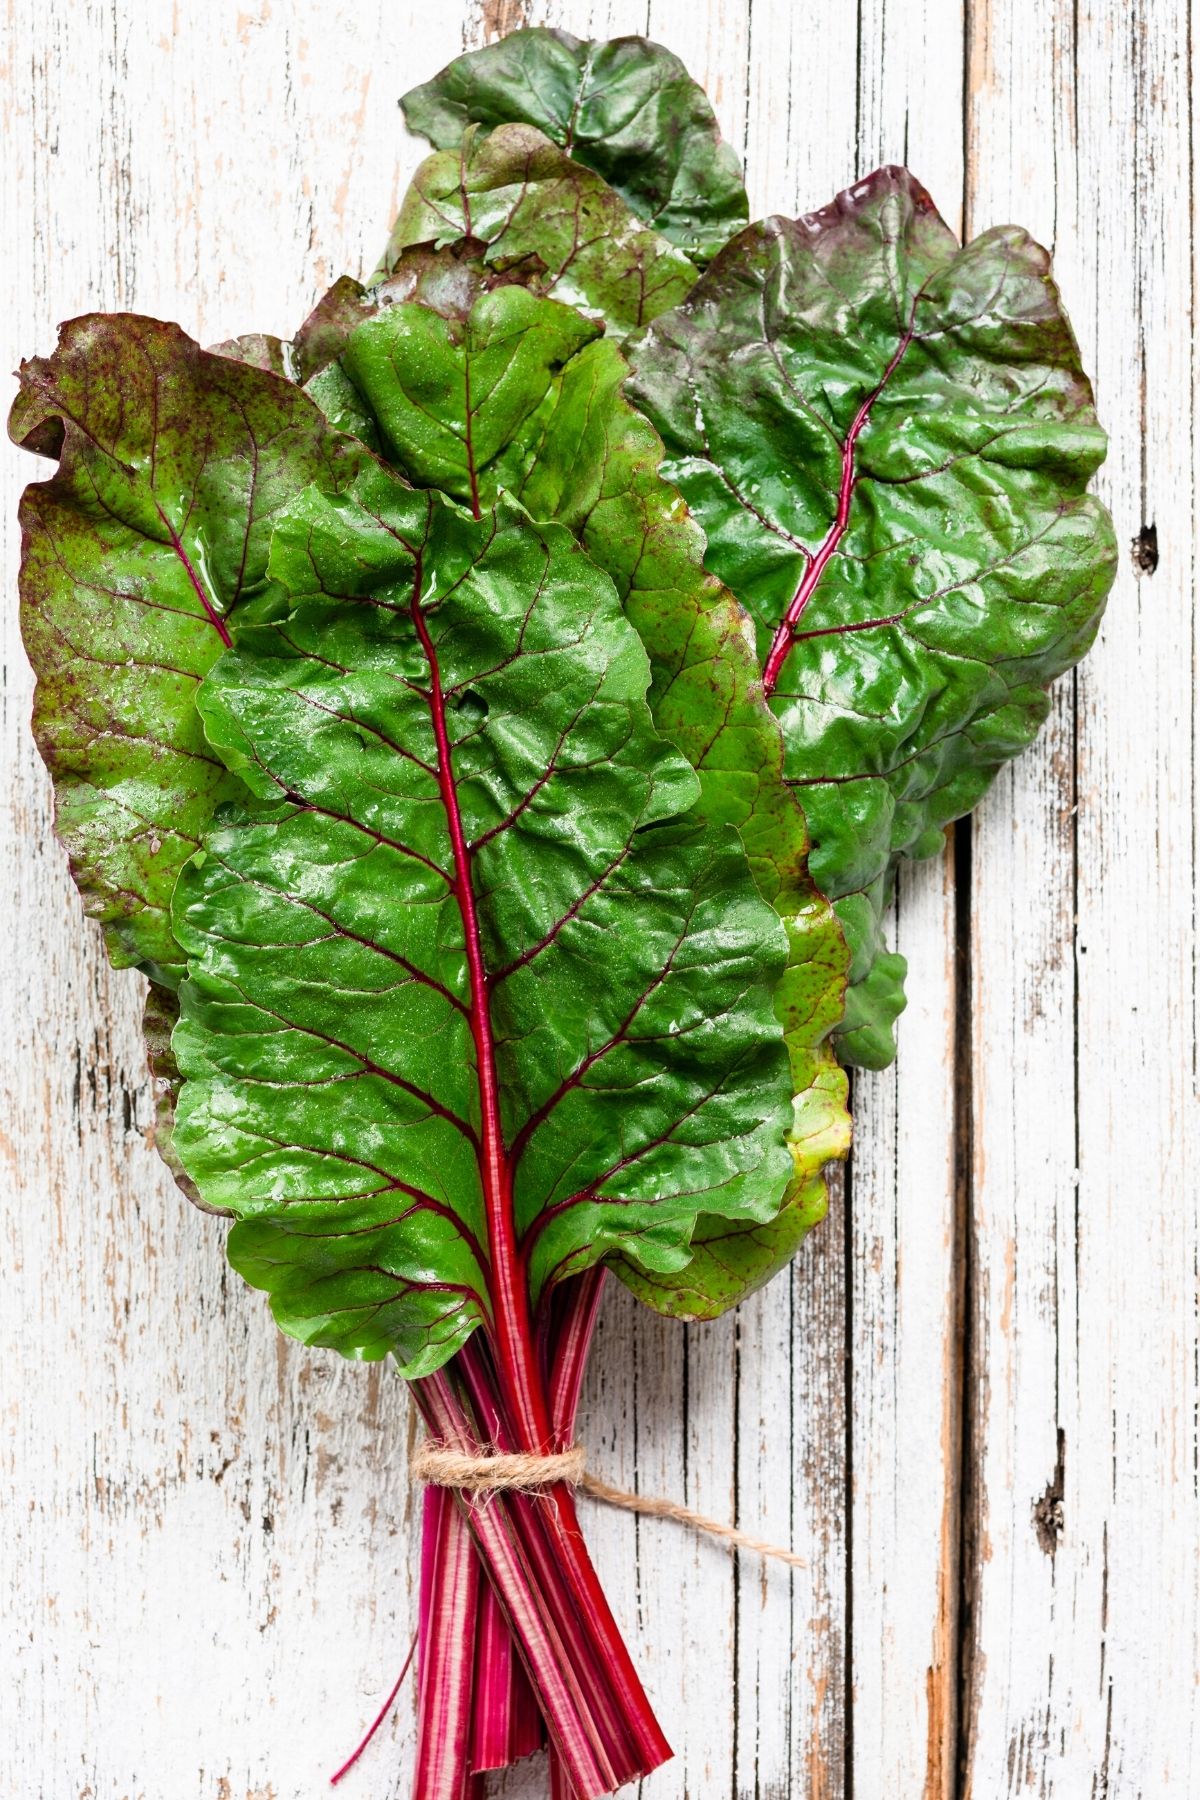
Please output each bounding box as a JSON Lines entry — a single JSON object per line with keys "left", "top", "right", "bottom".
{"left": 842, "top": 10, "right": 968, "bottom": 1800}
{"left": 962, "top": 0, "right": 1200, "bottom": 1792}
{"left": 737, "top": 6, "right": 970, "bottom": 1789}
{"left": 722, "top": 1175, "right": 848, "bottom": 1800}
{"left": 849, "top": 866, "right": 962, "bottom": 1800}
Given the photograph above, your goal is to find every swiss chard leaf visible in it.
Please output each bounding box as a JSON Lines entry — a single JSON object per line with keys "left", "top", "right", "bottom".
{"left": 261, "top": 262, "right": 851, "bottom": 1314}
{"left": 401, "top": 28, "right": 748, "bottom": 263}
{"left": 341, "top": 287, "right": 601, "bottom": 509}
{"left": 171, "top": 475, "right": 796, "bottom": 1369}
{"left": 504, "top": 329, "right": 852, "bottom": 1311}
{"left": 379, "top": 123, "right": 698, "bottom": 341}
{"left": 628, "top": 167, "right": 1118, "bottom": 1066}
{"left": 9, "top": 315, "right": 359, "bottom": 985}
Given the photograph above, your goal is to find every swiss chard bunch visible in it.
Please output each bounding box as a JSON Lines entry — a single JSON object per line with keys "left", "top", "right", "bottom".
{"left": 12, "top": 25, "right": 1115, "bottom": 1799}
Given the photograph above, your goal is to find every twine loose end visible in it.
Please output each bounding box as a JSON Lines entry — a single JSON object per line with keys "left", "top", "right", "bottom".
{"left": 413, "top": 1439, "right": 806, "bottom": 1571}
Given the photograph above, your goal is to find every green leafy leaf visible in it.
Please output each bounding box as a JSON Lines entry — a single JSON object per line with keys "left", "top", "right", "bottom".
{"left": 401, "top": 27, "right": 748, "bottom": 263}
{"left": 9, "top": 314, "right": 359, "bottom": 984}
{"left": 505, "top": 329, "right": 851, "bottom": 1311}
{"left": 267, "top": 262, "right": 850, "bottom": 1313}
{"left": 628, "top": 166, "right": 1118, "bottom": 1067}
{"left": 171, "top": 476, "right": 795, "bottom": 1370}
{"left": 380, "top": 122, "right": 698, "bottom": 340}
{"left": 341, "top": 288, "right": 600, "bottom": 509}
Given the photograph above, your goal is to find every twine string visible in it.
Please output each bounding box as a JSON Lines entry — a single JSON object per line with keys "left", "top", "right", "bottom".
{"left": 412, "top": 1440, "right": 806, "bottom": 1571}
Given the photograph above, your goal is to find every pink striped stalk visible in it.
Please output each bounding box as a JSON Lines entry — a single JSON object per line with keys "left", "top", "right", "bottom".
{"left": 546, "top": 1269, "right": 608, "bottom": 1437}
{"left": 544, "top": 1268, "right": 609, "bottom": 1800}
{"left": 470, "top": 1580, "right": 543, "bottom": 1771}
{"left": 549, "top": 1753, "right": 580, "bottom": 1800}
{"left": 413, "top": 1483, "right": 479, "bottom": 1800}
{"left": 405, "top": 1274, "right": 630, "bottom": 1795}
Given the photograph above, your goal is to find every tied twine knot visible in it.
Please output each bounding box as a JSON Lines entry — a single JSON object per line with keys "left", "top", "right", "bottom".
{"left": 412, "top": 1439, "right": 806, "bottom": 1570}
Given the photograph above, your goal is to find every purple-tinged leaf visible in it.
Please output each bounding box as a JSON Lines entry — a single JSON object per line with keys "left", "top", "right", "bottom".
{"left": 10, "top": 314, "right": 361, "bottom": 984}
{"left": 629, "top": 167, "right": 1118, "bottom": 1066}
{"left": 380, "top": 123, "right": 697, "bottom": 340}
{"left": 401, "top": 27, "right": 748, "bottom": 263}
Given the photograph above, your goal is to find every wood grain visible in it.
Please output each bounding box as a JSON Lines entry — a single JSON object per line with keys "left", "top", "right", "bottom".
{"left": 962, "top": 1, "right": 1200, "bottom": 1794}
{"left": 2, "top": 2, "right": 1194, "bottom": 1796}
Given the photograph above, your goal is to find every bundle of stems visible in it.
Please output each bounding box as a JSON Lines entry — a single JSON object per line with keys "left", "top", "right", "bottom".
{"left": 407, "top": 1269, "right": 658, "bottom": 1798}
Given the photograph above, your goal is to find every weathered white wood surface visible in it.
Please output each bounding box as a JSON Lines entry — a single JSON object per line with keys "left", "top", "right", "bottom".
{"left": 962, "top": 3, "right": 1200, "bottom": 1795}
{"left": 0, "top": 2, "right": 1194, "bottom": 1796}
